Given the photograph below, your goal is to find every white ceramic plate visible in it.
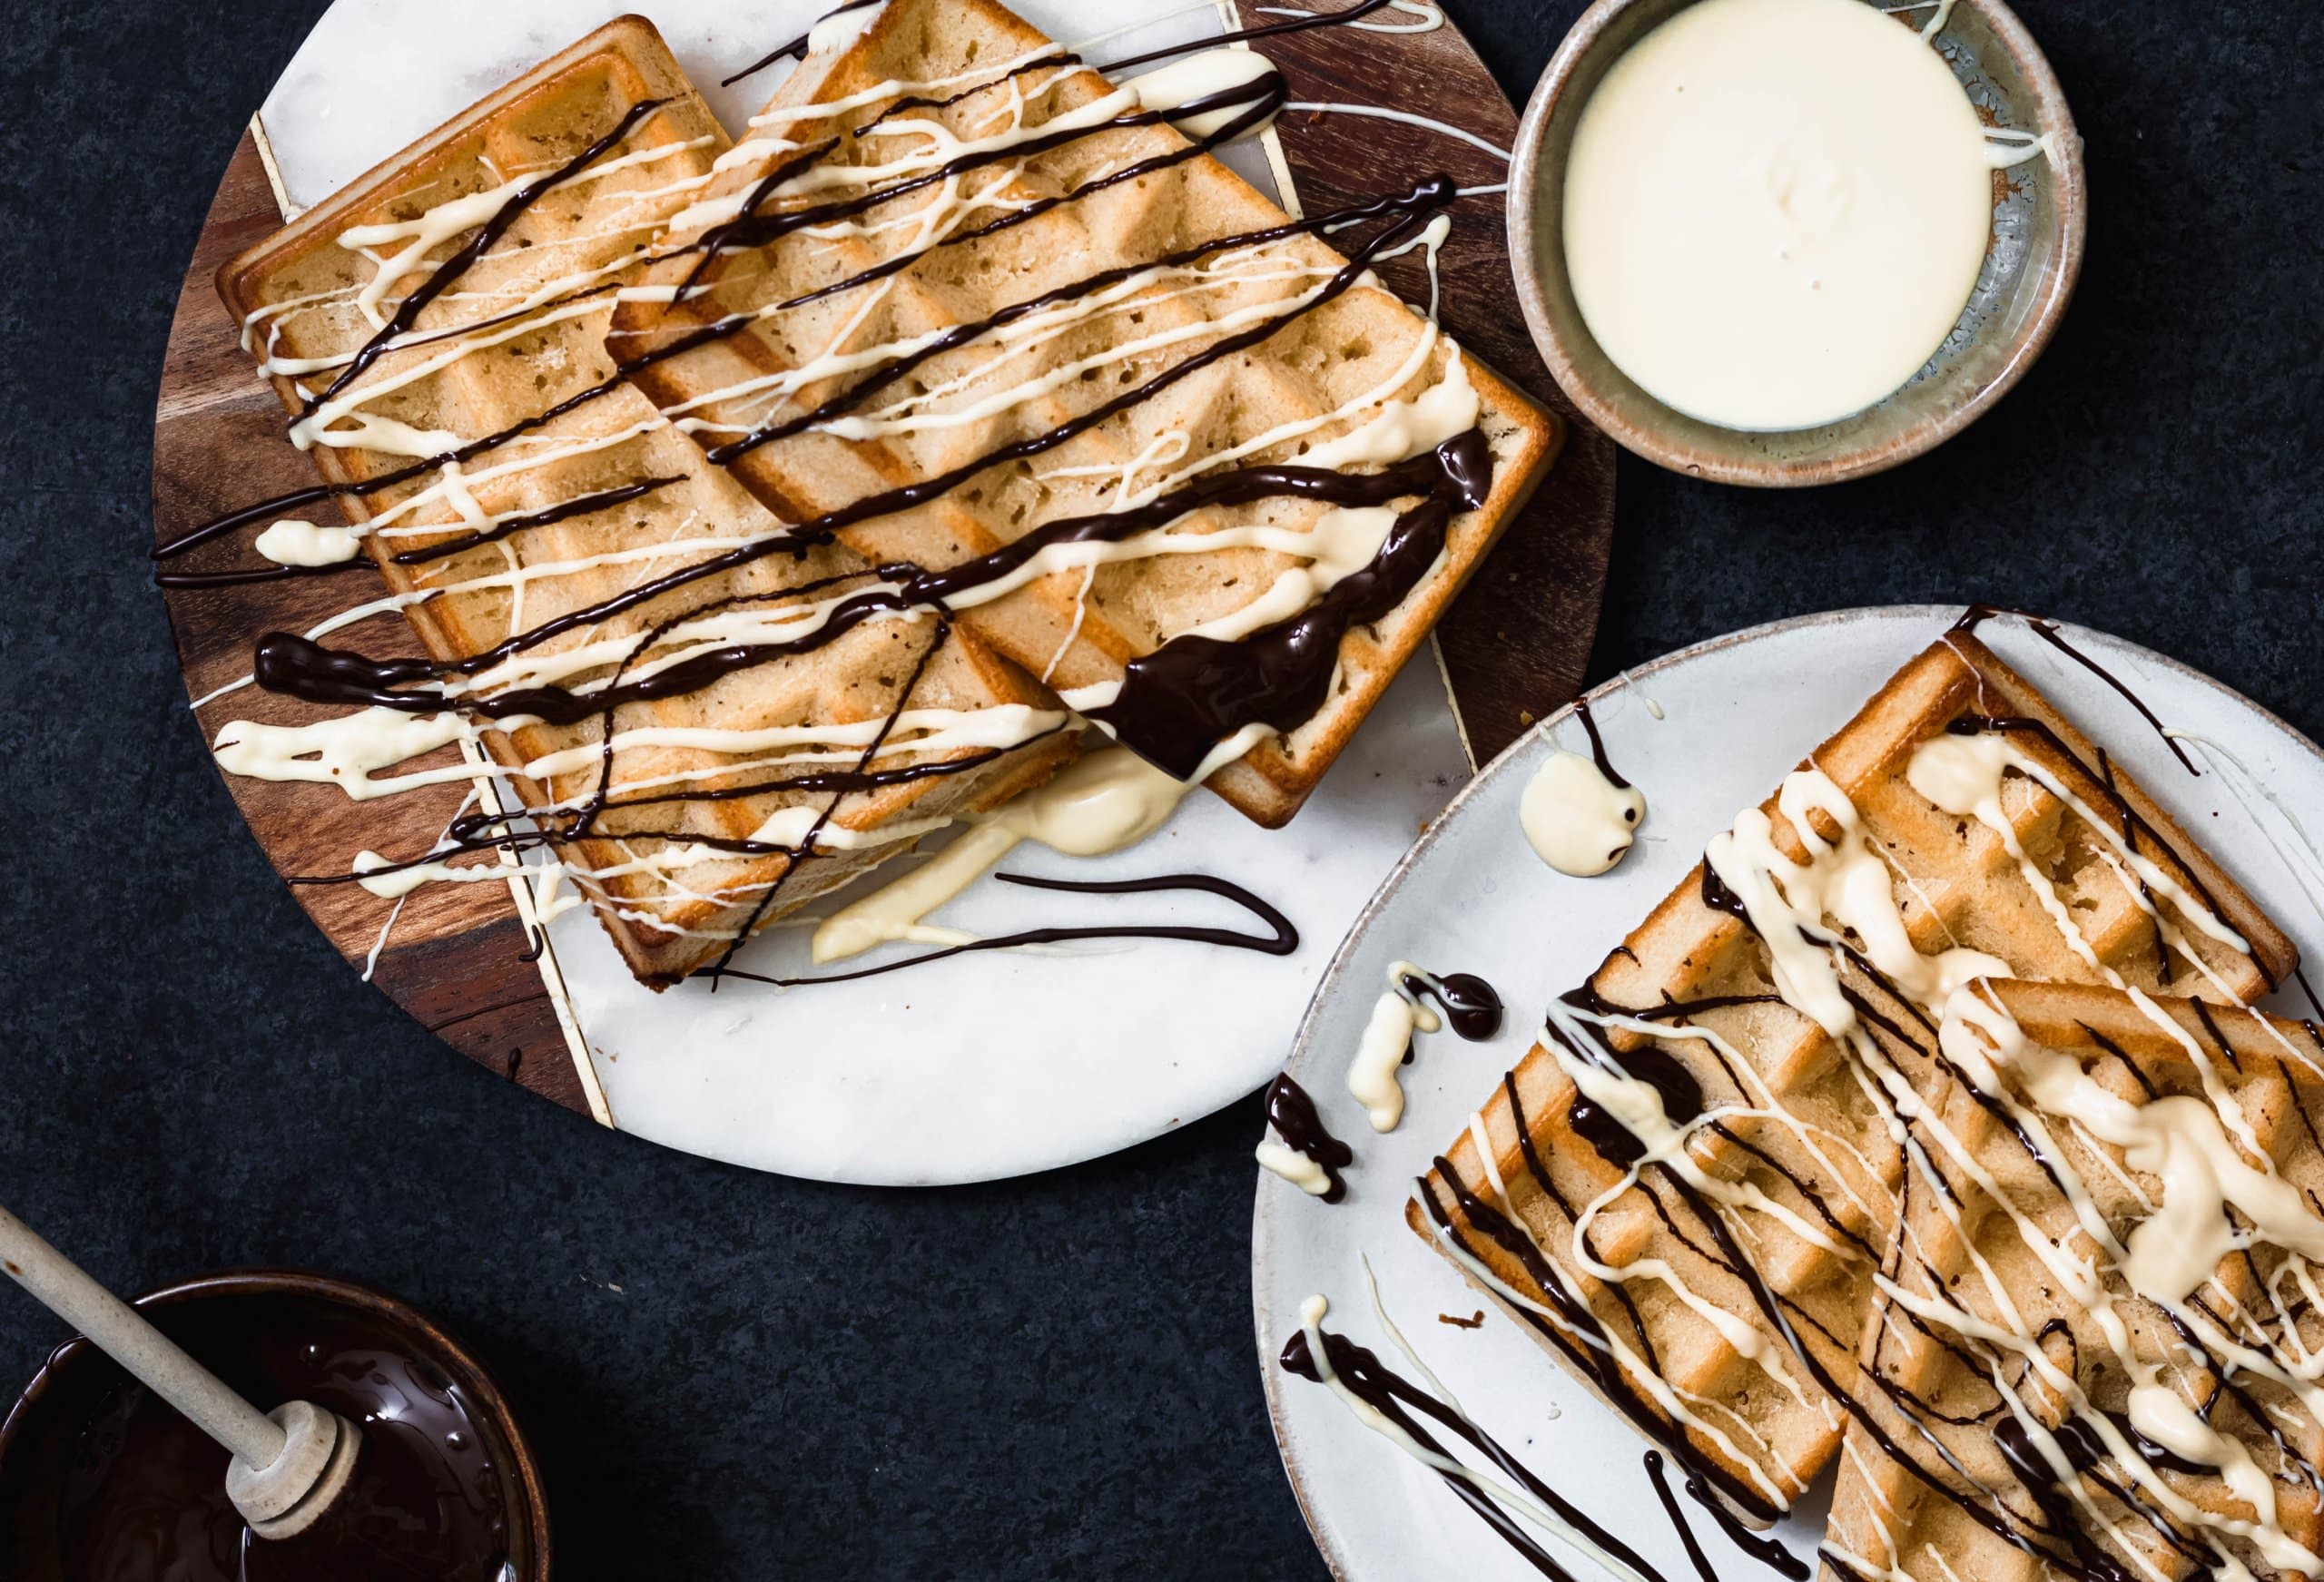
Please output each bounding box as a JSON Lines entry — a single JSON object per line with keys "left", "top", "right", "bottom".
{"left": 1254, "top": 605, "right": 2324, "bottom": 1579}
{"left": 252, "top": 0, "right": 1479, "bottom": 1184}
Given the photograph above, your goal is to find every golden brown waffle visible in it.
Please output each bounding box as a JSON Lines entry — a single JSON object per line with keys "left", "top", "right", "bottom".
{"left": 1409, "top": 631, "right": 2299, "bottom": 1524}
{"left": 214, "top": 19, "right": 1076, "bottom": 986}
{"left": 610, "top": 0, "right": 1562, "bottom": 827}
{"left": 1825, "top": 980, "right": 2324, "bottom": 1582}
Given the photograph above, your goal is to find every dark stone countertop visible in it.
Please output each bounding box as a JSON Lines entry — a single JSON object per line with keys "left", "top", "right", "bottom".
{"left": 0, "top": 0, "right": 2315, "bottom": 1576}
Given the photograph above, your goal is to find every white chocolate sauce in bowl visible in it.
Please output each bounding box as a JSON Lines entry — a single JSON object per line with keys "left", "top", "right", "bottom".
{"left": 1561, "top": 0, "right": 2001, "bottom": 432}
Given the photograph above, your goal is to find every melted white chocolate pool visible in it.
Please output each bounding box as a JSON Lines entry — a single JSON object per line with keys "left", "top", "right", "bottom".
{"left": 1561, "top": 0, "right": 1998, "bottom": 431}
{"left": 1520, "top": 751, "right": 1646, "bottom": 877}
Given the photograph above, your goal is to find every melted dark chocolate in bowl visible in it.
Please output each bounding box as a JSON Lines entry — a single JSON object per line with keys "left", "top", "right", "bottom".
{"left": 0, "top": 1274, "right": 542, "bottom": 1582}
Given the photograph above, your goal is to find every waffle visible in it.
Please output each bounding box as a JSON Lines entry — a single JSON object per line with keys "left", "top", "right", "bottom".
{"left": 609, "top": 0, "right": 1563, "bottom": 827}
{"left": 212, "top": 19, "right": 1077, "bottom": 986}
{"left": 1825, "top": 979, "right": 2324, "bottom": 1582}
{"left": 1408, "top": 631, "right": 2299, "bottom": 1523}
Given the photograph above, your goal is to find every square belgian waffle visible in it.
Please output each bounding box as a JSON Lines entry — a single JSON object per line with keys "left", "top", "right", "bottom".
{"left": 213, "top": 19, "right": 1078, "bottom": 986}
{"left": 610, "top": 0, "right": 1563, "bottom": 826}
{"left": 1825, "top": 979, "right": 2324, "bottom": 1582}
{"left": 1408, "top": 630, "right": 2299, "bottom": 1526}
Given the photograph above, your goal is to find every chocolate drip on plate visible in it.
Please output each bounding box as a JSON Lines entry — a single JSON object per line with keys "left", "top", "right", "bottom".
{"left": 1281, "top": 1318, "right": 1675, "bottom": 1582}
{"left": 1952, "top": 604, "right": 2197, "bottom": 774}
{"left": 1264, "top": 1075, "right": 1354, "bottom": 1202}
{"left": 1574, "top": 698, "right": 1630, "bottom": 790}
{"left": 1399, "top": 968, "right": 1503, "bottom": 1042}
{"left": 717, "top": 871, "right": 1297, "bottom": 989}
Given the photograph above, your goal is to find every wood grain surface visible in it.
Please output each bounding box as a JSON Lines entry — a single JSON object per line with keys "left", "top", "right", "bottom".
{"left": 144, "top": 14, "right": 1614, "bottom": 1124}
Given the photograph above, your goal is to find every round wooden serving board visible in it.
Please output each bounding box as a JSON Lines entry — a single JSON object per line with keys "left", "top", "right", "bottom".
{"left": 146, "top": 5, "right": 1617, "bottom": 1124}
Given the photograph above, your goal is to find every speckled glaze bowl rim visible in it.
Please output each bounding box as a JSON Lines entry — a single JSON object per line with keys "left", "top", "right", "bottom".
{"left": 1507, "top": 0, "right": 2089, "bottom": 487}
{"left": 0, "top": 1268, "right": 551, "bottom": 1579}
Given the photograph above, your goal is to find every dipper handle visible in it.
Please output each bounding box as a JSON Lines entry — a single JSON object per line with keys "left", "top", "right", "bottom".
{"left": 0, "top": 1204, "right": 285, "bottom": 1468}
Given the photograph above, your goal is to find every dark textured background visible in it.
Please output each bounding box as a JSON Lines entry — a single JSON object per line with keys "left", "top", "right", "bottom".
{"left": 0, "top": 0, "right": 2317, "bottom": 1576}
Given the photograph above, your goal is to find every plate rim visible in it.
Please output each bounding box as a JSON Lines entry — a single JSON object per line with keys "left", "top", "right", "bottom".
{"left": 1249, "top": 600, "right": 2324, "bottom": 1580}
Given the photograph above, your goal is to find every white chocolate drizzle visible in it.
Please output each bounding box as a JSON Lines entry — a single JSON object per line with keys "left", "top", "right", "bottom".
{"left": 1347, "top": 960, "right": 1442, "bottom": 1133}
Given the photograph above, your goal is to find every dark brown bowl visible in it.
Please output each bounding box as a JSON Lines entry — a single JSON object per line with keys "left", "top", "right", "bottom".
{"left": 1510, "top": 0, "right": 2086, "bottom": 486}
{"left": 0, "top": 1270, "right": 549, "bottom": 1581}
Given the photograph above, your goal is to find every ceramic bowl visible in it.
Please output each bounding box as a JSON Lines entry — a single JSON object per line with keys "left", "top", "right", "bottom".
{"left": 0, "top": 1269, "right": 550, "bottom": 1579}
{"left": 1508, "top": 0, "right": 2086, "bottom": 486}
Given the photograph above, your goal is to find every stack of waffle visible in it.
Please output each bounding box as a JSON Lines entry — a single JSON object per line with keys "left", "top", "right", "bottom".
{"left": 1415, "top": 630, "right": 2324, "bottom": 1580}
{"left": 207, "top": 0, "right": 1559, "bottom": 984}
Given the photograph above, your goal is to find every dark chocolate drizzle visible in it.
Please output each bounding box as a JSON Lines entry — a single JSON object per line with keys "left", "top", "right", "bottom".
{"left": 1102, "top": 0, "right": 1401, "bottom": 74}
{"left": 1263, "top": 1074, "right": 1354, "bottom": 1202}
{"left": 1281, "top": 1318, "right": 1673, "bottom": 1582}
{"left": 1672, "top": 1468, "right": 1811, "bottom": 1580}
{"left": 1553, "top": 987, "right": 1706, "bottom": 1173}
{"left": 1087, "top": 429, "right": 1489, "bottom": 778}
{"left": 1574, "top": 698, "right": 1630, "bottom": 790}
{"left": 1952, "top": 604, "right": 2198, "bottom": 775}
{"left": 720, "top": 0, "right": 884, "bottom": 84}
{"left": 1641, "top": 1451, "right": 1718, "bottom": 1582}
{"left": 1400, "top": 968, "right": 1504, "bottom": 1042}
{"left": 715, "top": 871, "right": 1297, "bottom": 988}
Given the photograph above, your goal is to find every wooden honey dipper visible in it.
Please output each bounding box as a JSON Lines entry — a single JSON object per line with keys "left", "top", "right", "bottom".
{"left": 0, "top": 1202, "right": 359, "bottom": 1538}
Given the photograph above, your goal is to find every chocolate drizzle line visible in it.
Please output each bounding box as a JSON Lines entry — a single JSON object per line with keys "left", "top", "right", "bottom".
{"left": 1280, "top": 1319, "right": 1673, "bottom": 1582}
{"left": 1640, "top": 1451, "right": 1717, "bottom": 1582}
{"left": 1263, "top": 1075, "right": 1354, "bottom": 1202}
{"left": 1400, "top": 968, "right": 1504, "bottom": 1042}
{"left": 1102, "top": 0, "right": 1399, "bottom": 74}
{"left": 705, "top": 614, "right": 950, "bottom": 980}
{"left": 306, "top": 96, "right": 674, "bottom": 418}
{"left": 2299, "top": 966, "right": 2324, "bottom": 1021}
{"left": 1574, "top": 698, "right": 1629, "bottom": 790}
{"left": 1673, "top": 1470, "right": 1810, "bottom": 1580}
{"left": 1089, "top": 430, "right": 1488, "bottom": 778}
{"left": 1953, "top": 604, "right": 2199, "bottom": 775}
{"left": 716, "top": 871, "right": 1297, "bottom": 988}
{"left": 2095, "top": 746, "right": 2172, "bottom": 983}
